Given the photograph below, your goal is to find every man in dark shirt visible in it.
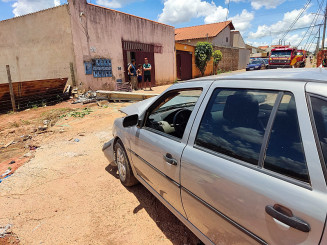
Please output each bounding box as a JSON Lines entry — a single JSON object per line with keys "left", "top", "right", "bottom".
{"left": 143, "top": 58, "right": 152, "bottom": 91}
{"left": 128, "top": 59, "right": 138, "bottom": 90}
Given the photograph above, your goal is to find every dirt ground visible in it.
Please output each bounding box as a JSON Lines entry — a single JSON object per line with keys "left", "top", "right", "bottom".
{"left": 0, "top": 84, "right": 202, "bottom": 245}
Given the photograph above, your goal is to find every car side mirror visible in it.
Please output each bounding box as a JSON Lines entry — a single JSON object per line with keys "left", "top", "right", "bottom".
{"left": 123, "top": 114, "right": 139, "bottom": 127}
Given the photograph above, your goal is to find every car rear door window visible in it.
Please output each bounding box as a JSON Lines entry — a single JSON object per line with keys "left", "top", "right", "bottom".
{"left": 144, "top": 89, "right": 202, "bottom": 139}
{"left": 310, "top": 96, "right": 327, "bottom": 171}
{"left": 264, "top": 92, "right": 309, "bottom": 183}
{"left": 195, "top": 89, "right": 278, "bottom": 165}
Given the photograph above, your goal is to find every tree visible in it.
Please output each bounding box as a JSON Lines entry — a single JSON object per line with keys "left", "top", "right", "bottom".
{"left": 213, "top": 50, "right": 223, "bottom": 74}
{"left": 195, "top": 42, "right": 213, "bottom": 76}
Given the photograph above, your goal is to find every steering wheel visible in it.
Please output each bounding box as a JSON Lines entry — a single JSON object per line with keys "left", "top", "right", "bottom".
{"left": 173, "top": 109, "right": 192, "bottom": 136}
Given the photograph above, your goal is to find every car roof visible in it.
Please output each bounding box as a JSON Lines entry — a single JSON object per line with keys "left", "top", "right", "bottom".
{"left": 218, "top": 68, "right": 327, "bottom": 83}
{"left": 183, "top": 68, "right": 327, "bottom": 85}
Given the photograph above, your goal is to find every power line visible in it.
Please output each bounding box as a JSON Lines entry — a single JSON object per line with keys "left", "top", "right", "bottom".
{"left": 280, "top": 0, "right": 312, "bottom": 41}
{"left": 297, "top": 0, "right": 325, "bottom": 48}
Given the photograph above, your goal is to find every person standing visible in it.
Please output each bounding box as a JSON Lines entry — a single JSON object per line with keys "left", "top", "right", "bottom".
{"left": 128, "top": 59, "right": 138, "bottom": 90}
{"left": 323, "top": 55, "right": 327, "bottom": 68}
{"left": 143, "top": 58, "right": 152, "bottom": 91}
{"left": 137, "top": 64, "right": 143, "bottom": 89}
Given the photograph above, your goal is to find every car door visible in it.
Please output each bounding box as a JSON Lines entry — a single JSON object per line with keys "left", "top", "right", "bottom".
{"left": 180, "top": 80, "right": 327, "bottom": 244}
{"left": 129, "top": 82, "right": 211, "bottom": 217}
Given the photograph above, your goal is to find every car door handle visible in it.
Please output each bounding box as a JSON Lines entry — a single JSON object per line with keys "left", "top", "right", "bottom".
{"left": 265, "top": 204, "right": 310, "bottom": 232}
{"left": 163, "top": 153, "right": 177, "bottom": 166}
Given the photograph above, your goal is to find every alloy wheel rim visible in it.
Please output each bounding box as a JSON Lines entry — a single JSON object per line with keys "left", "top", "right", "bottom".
{"left": 116, "top": 148, "right": 127, "bottom": 181}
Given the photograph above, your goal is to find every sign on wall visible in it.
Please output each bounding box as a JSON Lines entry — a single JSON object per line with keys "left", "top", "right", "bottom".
{"left": 84, "top": 59, "right": 112, "bottom": 78}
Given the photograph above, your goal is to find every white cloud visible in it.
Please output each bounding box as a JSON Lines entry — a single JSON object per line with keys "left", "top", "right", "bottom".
{"left": 2, "top": 0, "right": 60, "bottom": 17}
{"left": 158, "top": 0, "right": 228, "bottom": 24}
{"left": 229, "top": 9, "right": 254, "bottom": 32}
{"left": 95, "top": 0, "right": 137, "bottom": 8}
{"left": 227, "top": 0, "right": 285, "bottom": 10}
{"left": 246, "top": 41, "right": 268, "bottom": 47}
{"left": 248, "top": 8, "right": 319, "bottom": 39}
{"left": 158, "top": 0, "right": 253, "bottom": 32}
{"left": 250, "top": 0, "right": 285, "bottom": 10}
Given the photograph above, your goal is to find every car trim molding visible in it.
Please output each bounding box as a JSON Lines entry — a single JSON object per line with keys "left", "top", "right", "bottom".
{"left": 129, "top": 147, "right": 267, "bottom": 244}
{"left": 128, "top": 148, "right": 180, "bottom": 187}
{"left": 193, "top": 145, "right": 312, "bottom": 190}
{"left": 181, "top": 186, "right": 268, "bottom": 245}
{"left": 306, "top": 93, "right": 327, "bottom": 185}
{"left": 258, "top": 91, "right": 284, "bottom": 167}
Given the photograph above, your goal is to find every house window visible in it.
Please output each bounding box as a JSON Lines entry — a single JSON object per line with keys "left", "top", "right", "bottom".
{"left": 226, "top": 37, "right": 229, "bottom": 43}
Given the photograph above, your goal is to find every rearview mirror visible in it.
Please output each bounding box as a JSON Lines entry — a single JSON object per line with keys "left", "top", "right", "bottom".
{"left": 123, "top": 114, "right": 139, "bottom": 127}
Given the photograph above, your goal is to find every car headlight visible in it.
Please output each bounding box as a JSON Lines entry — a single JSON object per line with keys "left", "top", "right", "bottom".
{"left": 255, "top": 66, "right": 259, "bottom": 68}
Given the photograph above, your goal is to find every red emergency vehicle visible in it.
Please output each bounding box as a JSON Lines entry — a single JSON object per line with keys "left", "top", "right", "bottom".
{"left": 268, "top": 46, "right": 298, "bottom": 68}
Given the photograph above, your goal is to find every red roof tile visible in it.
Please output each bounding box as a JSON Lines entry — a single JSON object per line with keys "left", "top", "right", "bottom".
{"left": 175, "top": 21, "right": 234, "bottom": 41}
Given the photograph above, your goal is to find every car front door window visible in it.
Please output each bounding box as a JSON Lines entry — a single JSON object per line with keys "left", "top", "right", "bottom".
{"left": 144, "top": 89, "right": 202, "bottom": 139}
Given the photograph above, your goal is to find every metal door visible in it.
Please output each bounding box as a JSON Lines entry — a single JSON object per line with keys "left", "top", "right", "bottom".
{"left": 128, "top": 82, "right": 211, "bottom": 218}
{"left": 180, "top": 80, "right": 327, "bottom": 244}
{"left": 176, "top": 50, "right": 192, "bottom": 80}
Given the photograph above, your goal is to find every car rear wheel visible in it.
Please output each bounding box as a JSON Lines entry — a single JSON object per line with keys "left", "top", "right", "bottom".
{"left": 114, "top": 139, "right": 138, "bottom": 187}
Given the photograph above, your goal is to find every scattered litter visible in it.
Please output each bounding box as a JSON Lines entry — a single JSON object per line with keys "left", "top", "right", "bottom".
{"left": 4, "top": 140, "right": 14, "bottom": 148}
{"left": 1, "top": 169, "right": 12, "bottom": 177}
{"left": 0, "top": 224, "right": 12, "bottom": 238}
{"left": 43, "top": 120, "right": 50, "bottom": 126}
{"left": 72, "top": 91, "right": 97, "bottom": 104}
{"left": 74, "top": 139, "right": 80, "bottom": 142}
{"left": 21, "top": 135, "right": 32, "bottom": 141}
{"left": 38, "top": 125, "right": 48, "bottom": 131}
{"left": 9, "top": 160, "right": 15, "bottom": 165}
{"left": 23, "top": 152, "right": 33, "bottom": 157}
{"left": 59, "top": 129, "right": 65, "bottom": 133}
{"left": 29, "top": 145, "right": 39, "bottom": 150}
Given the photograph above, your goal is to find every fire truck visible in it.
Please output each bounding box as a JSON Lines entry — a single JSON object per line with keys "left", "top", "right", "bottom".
{"left": 268, "top": 46, "right": 304, "bottom": 68}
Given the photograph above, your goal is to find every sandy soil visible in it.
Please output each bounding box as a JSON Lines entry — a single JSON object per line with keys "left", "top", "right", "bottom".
{"left": 0, "top": 85, "right": 201, "bottom": 245}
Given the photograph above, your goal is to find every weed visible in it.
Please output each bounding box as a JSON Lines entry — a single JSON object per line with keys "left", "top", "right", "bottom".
{"left": 40, "top": 108, "right": 75, "bottom": 127}
{"left": 60, "top": 108, "right": 93, "bottom": 119}
{"left": 8, "top": 167, "right": 12, "bottom": 170}
{"left": 9, "top": 121, "right": 20, "bottom": 128}
{"left": 20, "top": 119, "right": 31, "bottom": 125}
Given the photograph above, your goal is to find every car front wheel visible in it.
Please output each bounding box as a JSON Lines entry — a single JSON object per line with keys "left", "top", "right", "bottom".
{"left": 114, "top": 139, "right": 138, "bottom": 187}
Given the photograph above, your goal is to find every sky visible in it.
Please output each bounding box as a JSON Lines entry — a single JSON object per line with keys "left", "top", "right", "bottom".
{"left": 0, "top": 0, "right": 326, "bottom": 51}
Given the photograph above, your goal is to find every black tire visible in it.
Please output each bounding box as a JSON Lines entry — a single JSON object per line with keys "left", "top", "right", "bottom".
{"left": 114, "top": 139, "right": 138, "bottom": 187}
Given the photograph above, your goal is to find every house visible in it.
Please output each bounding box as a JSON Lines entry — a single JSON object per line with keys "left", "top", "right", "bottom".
{"left": 175, "top": 21, "right": 250, "bottom": 80}
{"left": 246, "top": 44, "right": 268, "bottom": 58}
{"left": 0, "top": 0, "right": 176, "bottom": 90}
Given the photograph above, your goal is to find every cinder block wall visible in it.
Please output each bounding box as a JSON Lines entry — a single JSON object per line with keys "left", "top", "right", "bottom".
{"left": 0, "top": 5, "right": 75, "bottom": 85}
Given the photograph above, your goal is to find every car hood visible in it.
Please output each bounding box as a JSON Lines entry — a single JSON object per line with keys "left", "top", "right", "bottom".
{"left": 120, "top": 96, "right": 158, "bottom": 115}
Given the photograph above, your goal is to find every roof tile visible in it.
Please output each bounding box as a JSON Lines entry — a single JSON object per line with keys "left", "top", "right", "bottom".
{"left": 175, "top": 21, "right": 234, "bottom": 41}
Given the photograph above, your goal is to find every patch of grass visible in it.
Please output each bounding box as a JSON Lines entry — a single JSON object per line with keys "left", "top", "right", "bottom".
{"left": 40, "top": 108, "right": 75, "bottom": 127}
{"left": 60, "top": 108, "right": 93, "bottom": 119}
{"left": 20, "top": 119, "right": 31, "bottom": 125}
{"left": 9, "top": 121, "right": 20, "bottom": 128}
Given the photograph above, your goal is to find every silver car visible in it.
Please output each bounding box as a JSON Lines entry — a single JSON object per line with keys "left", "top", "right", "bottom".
{"left": 103, "top": 68, "right": 327, "bottom": 245}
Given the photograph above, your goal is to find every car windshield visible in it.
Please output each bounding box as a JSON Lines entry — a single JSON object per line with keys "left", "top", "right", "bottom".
{"left": 250, "top": 60, "right": 262, "bottom": 64}
{"left": 271, "top": 50, "right": 292, "bottom": 57}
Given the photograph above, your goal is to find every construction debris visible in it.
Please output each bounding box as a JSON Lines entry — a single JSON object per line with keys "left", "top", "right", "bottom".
{"left": 0, "top": 224, "right": 12, "bottom": 238}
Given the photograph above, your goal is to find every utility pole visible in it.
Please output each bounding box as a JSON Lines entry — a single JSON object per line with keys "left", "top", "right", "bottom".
{"left": 6, "top": 65, "right": 16, "bottom": 112}
{"left": 322, "top": 3, "right": 327, "bottom": 50}
{"left": 317, "top": 26, "right": 321, "bottom": 55}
